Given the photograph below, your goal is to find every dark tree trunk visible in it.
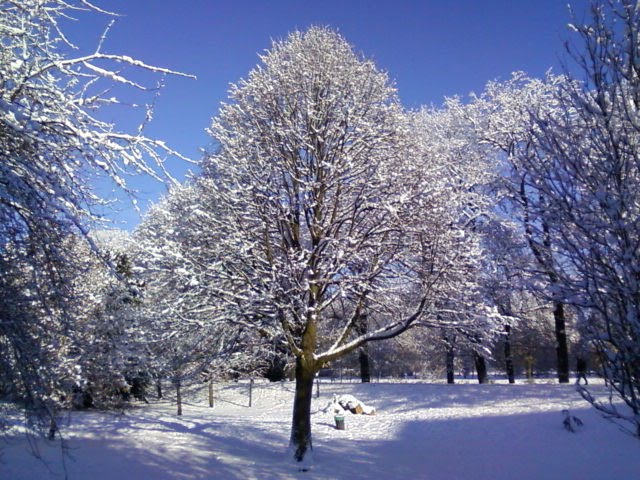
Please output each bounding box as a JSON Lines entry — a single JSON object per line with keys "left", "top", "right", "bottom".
{"left": 553, "top": 301, "right": 570, "bottom": 383}
{"left": 208, "top": 379, "right": 214, "bottom": 408}
{"left": 47, "top": 417, "right": 58, "bottom": 440}
{"left": 174, "top": 378, "right": 182, "bottom": 416}
{"left": 290, "top": 356, "right": 315, "bottom": 464}
{"left": 156, "top": 378, "right": 162, "bottom": 399}
{"left": 359, "top": 346, "right": 371, "bottom": 383}
{"left": 356, "top": 314, "right": 371, "bottom": 383}
{"left": 474, "top": 352, "right": 488, "bottom": 384}
{"left": 504, "top": 324, "right": 515, "bottom": 384}
{"left": 521, "top": 182, "right": 571, "bottom": 385}
{"left": 446, "top": 344, "right": 455, "bottom": 384}
{"left": 264, "top": 353, "right": 288, "bottom": 382}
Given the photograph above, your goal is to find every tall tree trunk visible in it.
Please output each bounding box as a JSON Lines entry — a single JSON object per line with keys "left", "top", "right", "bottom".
{"left": 359, "top": 346, "right": 371, "bottom": 383}
{"left": 208, "top": 378, "right": 214, "bottom": 408}
{"left": 290, "top": 356, "right": 316, "bottom": 464}
{"left": 521, "top": 182, "right": 570, "bottom": 385}
{"left": 473, "top": 352, "right": 488, "bottom": 384}
{"left": 174, "top": 377, "right": 182, "bottom": 416}
{"left": 446, "top": 344, "right": 455, "bottom": 384}
{"left": 553, "top": 301, "right": 570, "bottom": 383}
{"left": 504, "top": 324, "right": 515, "bottom": 384}
{"left": 356, "top": 313, "right": 371, "bottom": 383}
{"left": 47, "top": 416, "right": 58, "bottom": 440}
{"left": 156, "top": 378, "right": 162, "bottom": 399}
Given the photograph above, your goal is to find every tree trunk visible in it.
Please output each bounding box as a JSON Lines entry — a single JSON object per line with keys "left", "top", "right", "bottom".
{"left": 553, "top": 301, "right": 570, "bottom": 383}
{"left": 208, "top": 379, "right": 214, "bottom": 408}
{"left": 175, "top": 378, "right": 182, "bottom": 416}
{"left": 359, "top": 346, "right": 371, "bottom": 383}
{"left": 504, "top": 324, "right": 515, "bottom": 384}
{"left": 356, "top": 313, "right": 371, "bottom": 383}
{"left": 446, "top": 344, "right": 455, "bottom": 384}
{"left": 525, "top": 355, "right": 534, "bottom": 382}
{"left": 47, "top": 417, "right": 58, "bottom": 440}
{"left": 521, "top": 182, "right": 571, "bottom": 385}
{"left": 264, "top": 353, "right": 288, "bottom": 382}
{"left": 290, "top": 356, "right": 316, "bottom": 464}
{"left": 474, "top": 352, "right": 488, "bottom": 384}
{"left": 156, "top": 378, "right": 162, "bottom": 399}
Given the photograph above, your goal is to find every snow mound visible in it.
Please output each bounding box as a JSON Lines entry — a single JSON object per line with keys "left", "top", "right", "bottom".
{"left": 327, "top": 393, "right": 376, "bottom": 415}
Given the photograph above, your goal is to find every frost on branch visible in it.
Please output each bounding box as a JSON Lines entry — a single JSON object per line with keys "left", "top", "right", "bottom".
{"left": 134, "top": 182, "right": 268, "bottom": 409}
{"left": 0, "top": 0, "right": 192, "bottom": 437}
{"left": 533, "top": 0, "right": 640, "bottom": 436}
{"left": 186, "top": 27, "right": 497, "bottom": 462}
{"left": 466, "top": 0, "right": 640, "bottom": 436}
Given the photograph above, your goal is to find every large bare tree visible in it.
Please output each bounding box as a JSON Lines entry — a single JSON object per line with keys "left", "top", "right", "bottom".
{"left": 203, "top": 27, "right": 490, "bottom": 464}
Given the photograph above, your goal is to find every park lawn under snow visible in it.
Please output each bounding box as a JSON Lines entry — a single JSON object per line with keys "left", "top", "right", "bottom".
{"left": 3, "top": 379, "right": 639, "bottom": 479}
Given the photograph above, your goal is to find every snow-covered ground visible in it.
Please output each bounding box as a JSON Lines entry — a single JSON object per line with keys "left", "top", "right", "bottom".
{"left": 4, "top": 379, "right": 639, "bottom": 479}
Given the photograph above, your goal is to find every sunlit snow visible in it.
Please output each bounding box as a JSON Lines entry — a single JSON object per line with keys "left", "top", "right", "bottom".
{"left": 4, "top": 378, "right": 639, "bottom": 479}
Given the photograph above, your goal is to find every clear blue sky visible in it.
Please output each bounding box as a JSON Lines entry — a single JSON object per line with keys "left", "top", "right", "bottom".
{"left": 64, "top": 0, "right": 590, "bottom": 229}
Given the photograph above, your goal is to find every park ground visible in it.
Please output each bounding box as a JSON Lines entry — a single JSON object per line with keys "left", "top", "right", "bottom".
{"left": 3, "top": 378, "right": 640, "bottom": 479}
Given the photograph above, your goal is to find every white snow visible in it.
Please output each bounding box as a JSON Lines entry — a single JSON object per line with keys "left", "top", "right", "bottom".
{"left": 328, "top": 394, "right": 376, "bottom": 415}
{"left": 4, "top": 379, "right": 640, "bottom": 479}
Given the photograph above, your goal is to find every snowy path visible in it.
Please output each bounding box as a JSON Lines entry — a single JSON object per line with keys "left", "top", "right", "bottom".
{"left": 4, "top": 380, "right": 639, "bottom": 479}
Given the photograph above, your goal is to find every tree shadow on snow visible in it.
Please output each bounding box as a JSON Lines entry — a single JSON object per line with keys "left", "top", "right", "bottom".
{"left": 6, "top": 383, "right": 638, "bottom": 480}
{"left": 309, "top": 405, "right": 640, "bottom": 480}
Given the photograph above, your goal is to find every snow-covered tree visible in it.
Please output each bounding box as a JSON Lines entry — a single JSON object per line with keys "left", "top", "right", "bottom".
{"left": 69, "top": 230, "right": 151, "bottom": 408}
{"left": 134, "top": 183, "right": 265, "bottom": 415}
{"left": 476, "top": 219, "right": 521, "bottom": 382}
{"left": 201, "top": 27, "right": 496, "bottom": 463}
{"left": 522, "top": 0, "right": 640, "bottom": 435}
{"left": 409, "top": 101, "right": 506, "bottom": 383}
{"left": 0, "top": 0, "right": 191, "bottom": 435}
{"left": 465, "top": 72, "right": 574, "bottom": 384}
{"left": 0, "top": 239, "right": 79, "bottom": 438}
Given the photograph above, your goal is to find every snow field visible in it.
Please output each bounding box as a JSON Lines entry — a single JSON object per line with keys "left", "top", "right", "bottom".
{"left": 4, "top": 379, "right": 640, "bottom": 479}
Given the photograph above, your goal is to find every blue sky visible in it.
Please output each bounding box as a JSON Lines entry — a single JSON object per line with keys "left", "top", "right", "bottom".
{"left": 64, "top": 0, "right": 589, "bottom": 229}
